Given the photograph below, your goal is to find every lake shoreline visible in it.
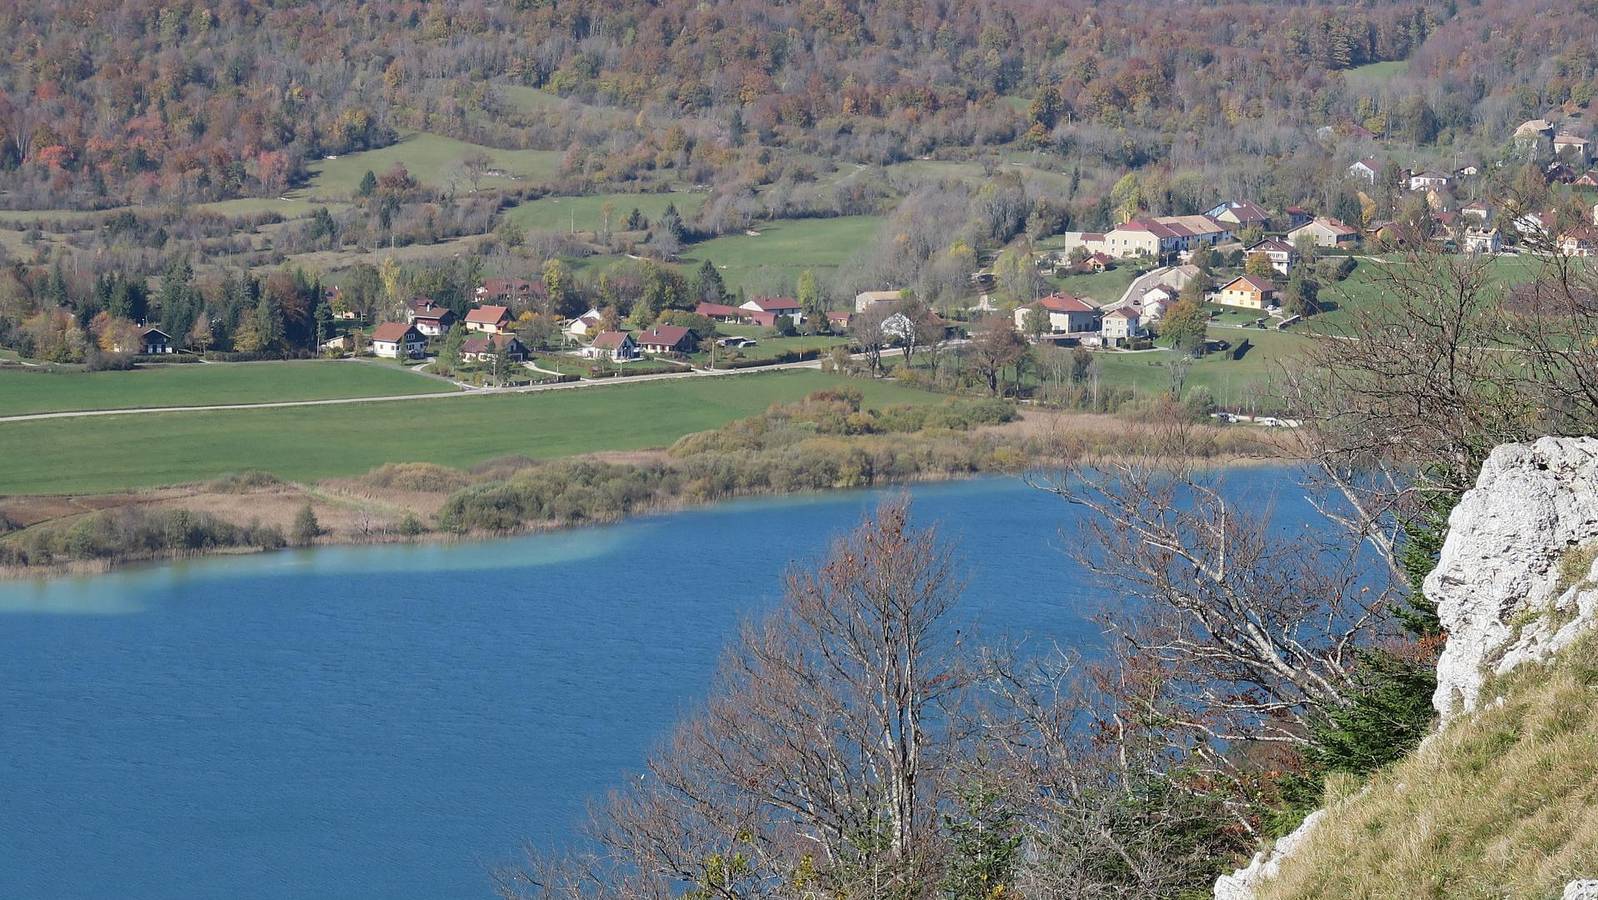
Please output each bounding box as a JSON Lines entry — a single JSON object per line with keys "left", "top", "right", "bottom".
{"left": 0, "top": 449, "right": 1285, "bottom": 584}
{"left": 0, "top": 403, "right": 1291, "bottom": 583}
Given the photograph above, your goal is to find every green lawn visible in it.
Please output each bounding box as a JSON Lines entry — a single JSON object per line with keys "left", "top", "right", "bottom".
{"left": 0, "top": 361, "right": 456, "bottom": 416}
{"left": 0, "top": 371, "right": 939, "bottom": 495}
{"left": 681, "top": 215, "right": 886, "bottom": 293}
{"left": 1344, "top": 60, "right": 1409, "bottom": 85}
{"left": 1087, "top": 328, "right": 1311, "bottom": 409}
{"left": 697, "top": 335, "right": 850, "bottom": 365}
{"left": 306, "top": 132, "right": 562, "bottom": 198}
{"left": 1310, "top": 254, "right": 1561, "bottom": 332}
{"left": 1048, "top": 267, "right": 1141, "bottom": 304}
{"left": 504, "top": 191, "right": 708, "bottom": 234}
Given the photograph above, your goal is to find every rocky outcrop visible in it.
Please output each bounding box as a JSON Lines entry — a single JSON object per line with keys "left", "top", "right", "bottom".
{"left": 1427, "top": 437, "right": 1598, "bottom": 720}
{"left": 1216, "top": 437, "right": 1598, "bottom": 899}
{"left": 1213, "top": 811, "right": 1324, "bottom": 900}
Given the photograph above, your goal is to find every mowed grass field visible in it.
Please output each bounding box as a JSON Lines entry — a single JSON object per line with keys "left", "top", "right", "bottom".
{"left": 503, "top": 191, "right": 708, "bottom": 233}
{"left": 305, "top": 132, "right": 562, "bottom": 198}
{"left": 0, "top": 371, "right": 941, "bottom": 495}
{"left": 1310, "top": 253, "right": 1563, "bottom": 331}
{"left": 682, "top": 215, "right": 886, "bottom": 293}
{"left": 0, "top": 361, "right": 456, "bottom": 416}
{"left": 1089, "top": 328, "right": 1311, "bottom": 408}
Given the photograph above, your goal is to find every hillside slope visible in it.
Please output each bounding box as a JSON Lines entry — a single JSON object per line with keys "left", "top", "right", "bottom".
{"left": 1257, "top": 632, "right": 1598, "bottom": 898}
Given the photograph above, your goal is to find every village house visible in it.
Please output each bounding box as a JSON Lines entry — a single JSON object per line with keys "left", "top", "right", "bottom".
{"left": 140, "top": 327, "right": 173, "bottom": 354}
{"left": 1100, "top": 215, "right": 1232, "bottom": 258}
{"left": 1286, "top": 216, "right": 1360, "bottom": 248}
{"left": 1079, "top": 252, "right": 1116, "bottom": 273}
{"left": 371, "top": 322, "right": 426, "bottom": 359}
{"left": 825, "top": 311, "right": 854, "bottom": 332}
{"left": 1514, "top": 210, "right": 1555, "bottom": 240}
{"left": 1100, "top": 307, "right": 1144, "bottom": 347}
{"left": 582, "top": 331, "right": 640, "bottom": 361}
{"left": 475, "top": 278, "right": 539, "bottom": 306}
{"left": 854, "top": 289, "right": 904, "bottom": 313}
{"left": 694, "top": 302, "right": 745, "bottom": 323}
{"left": 1559, "top": 226, "right": 1598, "bottom": 257}
{"left": 464, "top": 305, "right": 512, "bottom": 334}
{"left": 1245, "top": 238, "right": 1297, "bottom": 275}
{"left": 1217, "top": 275, "right": 1279, "bottom": 310}
{"left": 1204, "top": 199, "right": 1273, "bottom": 229}
{"left": 564, "top": 307, "right": 603, "bottom": 339}
{"left": 1135, "top": 285, "right": 1173, "bottom": 321}
{"left": 1407, "top": 170, "right": 1451, "bottom": 192}
{"left": 1461, "top": 200, "right": 1492, "bottom": 225}
{"left": 1554, "top": 133, "right": 1593, "bottom": 166}
{"left": 1284, "top": 206, "right": 1313, "bottom": 229}
{"left": 1463, "top": 229, "right": 1502, "bottom": 255}
{"left": 1348, "top": 157, "right": 1383, "bottom": 183}
{"left": 1514, "top": 119, "right": 1555, "bottom": 150}
{"left": 1576, "top": 171, "right": 1598, "bottom": 188}
{"left": 460, "top": 333, "right": 528, "bottom": 363}
{"left": 740, "top": 296, "right": 804, "bottom": 325}
{"left": 1014, "top": 293, "right": 1100, "bottom": 334}
{"left": 405, "top": 298, "right": 456, "bottom": 337}
{"left": 321, "top": 333, "right": 354, "bottom": 354}
{"left": 635, "top": 324, "right": 698, "bottom": 355}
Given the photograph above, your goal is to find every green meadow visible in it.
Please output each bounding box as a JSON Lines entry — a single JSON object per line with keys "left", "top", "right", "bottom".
{"left": 681, "top": 215, "right": 886, "bottom": 293}
{"left": 305, "top": 132, "right": 562, "bottom": 198}
{"left": 0, "top": 371, "right": 940, "bottom": 495}
{"left": 0, "top": 361, "right": 455, "bottom": 417}
{"left": 503, "top": 192, "right": 708, "bottom": 233}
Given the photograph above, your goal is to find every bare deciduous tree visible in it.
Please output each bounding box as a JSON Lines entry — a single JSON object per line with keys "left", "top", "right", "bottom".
{"left": 498, "top": 500, "right": 964, "bottom": 900}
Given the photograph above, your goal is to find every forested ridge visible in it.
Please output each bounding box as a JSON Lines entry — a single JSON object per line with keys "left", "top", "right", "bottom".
{"left": 1, "top": 0, "right": 1593, "bottom": 208}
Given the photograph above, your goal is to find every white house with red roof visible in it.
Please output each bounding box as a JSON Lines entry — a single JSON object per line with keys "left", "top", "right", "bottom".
{"left": 464, "top": 305, "right": 512, "bottom": 334}
{"left": 635, "top": 324, "right": 698, "bottom": 354}
{"left": 1286, "top": 217, "right": 1360, "bottom": 248}
{"left": 564, "top": 307, "right": 603, "bottom": 339}
{"left": 1205, "top": 199, "right": 1272, "bottom": 228}
{"left": 461, "top": 333, "right": 529, "bottom": 363}
{"left": 1245, "top": 238, "right": 1297, "bottom": 275}
{"left": 740, "top": 296, "right": 804, "bottom": 324}
{"left": 582, "top": 330, "right": 640, "bottom": 361}
{"left": 371, "top": 322, "right": 425, "bottom": 358}
{"left": 405, "top": 298, "right": 456, "bottom": 336}
{"left": 1013, "top": 293, "right": 1101, "bottom": 334}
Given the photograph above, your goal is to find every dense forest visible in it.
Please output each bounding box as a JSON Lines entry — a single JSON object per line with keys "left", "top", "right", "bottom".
{"left": 1, "top": 0, "right": 1593, "bottom": 208}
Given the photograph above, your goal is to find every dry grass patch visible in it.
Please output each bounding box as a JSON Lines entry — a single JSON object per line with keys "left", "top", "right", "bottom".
{"left": 1258, "top": 632, "right": 1598, "bottom": 900}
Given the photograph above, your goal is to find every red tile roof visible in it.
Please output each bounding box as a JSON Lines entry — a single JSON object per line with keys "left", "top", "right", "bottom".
{"left": 465, "top": 305, "right": 511, "bottom": 325}
{"left": 635, "top": 324, "right": 693, "bottom": 348}
{"left": 1226, "top": 275, "right": 1278, "bottom": 293}
{"left": 372, "top": 322, "right": 419, "bottom": 342}
{"left": 1036, "top": 293, "right": 1096, "bottom": 313}
{"left": 746, "top": 296, "right": 801, "bottom": 311}
{"left": 591, "top": 330, "right": 633, "bottom": 350}
{"left": 695, "top": 302, "right": 744, "bottom": 318}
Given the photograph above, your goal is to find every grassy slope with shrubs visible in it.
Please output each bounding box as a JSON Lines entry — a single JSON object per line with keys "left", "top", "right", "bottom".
{"left": 1258, "top": 631, "right": 1598, "bottom": 899}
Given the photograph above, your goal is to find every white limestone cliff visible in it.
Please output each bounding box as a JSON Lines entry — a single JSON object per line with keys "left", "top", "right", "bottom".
{"left": 1427, "top": 437, "right": 1598, "bottom": 720}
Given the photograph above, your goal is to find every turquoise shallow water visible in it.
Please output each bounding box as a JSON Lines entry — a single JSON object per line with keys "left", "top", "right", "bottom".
{"left": 0, "top": 471, "right": 1311, "bottom": 899}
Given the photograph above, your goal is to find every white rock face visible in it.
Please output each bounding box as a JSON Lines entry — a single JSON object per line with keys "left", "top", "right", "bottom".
{"left": 1427, "top": 437, "right": 1598, "bottom": 720}
{"left": 1213, "top": 810, "right": 1324, "bottom": 900}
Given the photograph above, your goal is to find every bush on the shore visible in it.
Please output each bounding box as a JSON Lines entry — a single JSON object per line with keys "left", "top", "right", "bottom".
{"left": 438, "top": 391, "right": 1021, "bottom": 534}
{"left": 0, "top": 507, "right": 286, "bottom": 567}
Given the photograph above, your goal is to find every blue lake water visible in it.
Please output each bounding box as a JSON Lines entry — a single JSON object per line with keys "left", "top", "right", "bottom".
{"left": 0, "top": 470, "right": 1312, "bottom": 900}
